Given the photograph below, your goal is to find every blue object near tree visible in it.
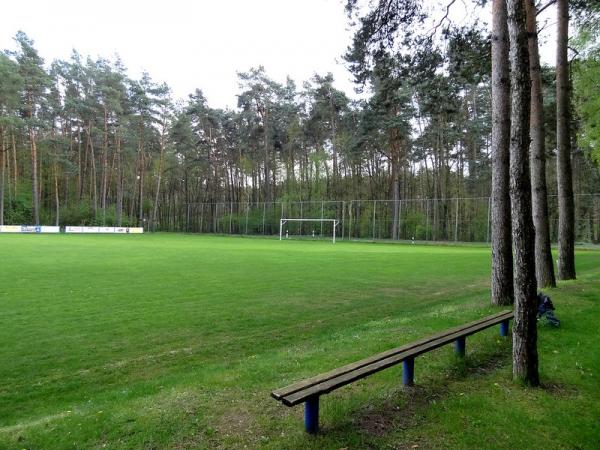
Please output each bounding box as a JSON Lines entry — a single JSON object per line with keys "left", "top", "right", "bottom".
{"left": 500, "top": 319, "right": 510, "bottom": 336}
{"left": 537, "top": 292, "right": 560, "bottom": 327}
{"left": 403, "top": 357, "right": 414, "bottom": 386}
{"left": 304, "top": 396, "right": 319, "bottom": 434}
{"left": 454, "top": 336, "right": 466, "bottom": 357}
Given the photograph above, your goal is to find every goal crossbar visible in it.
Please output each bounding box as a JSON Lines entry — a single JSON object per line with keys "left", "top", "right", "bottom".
{"left": 279, "top": 218, "right": 340, "bottom": 243}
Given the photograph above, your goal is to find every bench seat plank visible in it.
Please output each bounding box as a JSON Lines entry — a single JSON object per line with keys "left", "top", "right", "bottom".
{"left": 272, "top": 310, "right": 511, "bottom": 401}
{"left": 274, "top": 310, "right": 513, "bottom": 406}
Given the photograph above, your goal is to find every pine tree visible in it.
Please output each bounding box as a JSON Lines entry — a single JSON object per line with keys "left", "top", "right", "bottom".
{"left": 490, "top": 0, "right": 514, "bottom": 306}
{"left": 525, "top": 0, "right": 556, "bottom": 288}
{"left": 556, "top": 0, "right": 577, "bottom": 280}
{"left": 507, "top": 0, "right": 539, "bottom": 386}
{"left": 13, "top": 31, "right": 49, "bottom": 225}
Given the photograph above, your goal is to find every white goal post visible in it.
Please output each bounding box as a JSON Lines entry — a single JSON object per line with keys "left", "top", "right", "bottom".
{"left": 279, "top": 218, "right": 340, "bottom": 243}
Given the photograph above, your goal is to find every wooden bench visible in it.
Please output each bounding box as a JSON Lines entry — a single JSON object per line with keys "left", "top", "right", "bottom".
{"left": 271, "top": 310, "right": 513, "bottom": 433}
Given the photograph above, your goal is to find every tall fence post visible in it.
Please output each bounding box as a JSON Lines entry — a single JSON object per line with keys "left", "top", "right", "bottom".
{"left": 348, "top": 201, "right": 353, "bottom": 240}
{"left": 372, "top": 200, "right": 376, "bottom": 241}
{"left": 262, "top": 202, "right": 266, "bottom": 235}
{"left": 426, "top": 199, "right": 430, "bottom": 241}
{"left": 320, "top": 201, "right": 324, "bottom": 237}
{"left": 341, "top": 201, "right": 345, "bottom": 241}
{"left": 199, "top": 204, "right": 204, "bottom": 233}
{"left": 300, "top": 201, "right": 303, "bottom": 236}
{"left": 592, "top": 196, "right": 600, "bottom": 242}
{"left": 186, "top": 203, "right": 190, "bottom": 232}
{"left": 398, "top": 199, "right": 402, "bottom": 240}
{"left": 455, "top": 197, "right": 459, "bottom": 242}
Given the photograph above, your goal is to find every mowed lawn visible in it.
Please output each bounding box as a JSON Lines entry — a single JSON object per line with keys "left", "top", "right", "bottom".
{"left": 0, "top": 234, "right": 598, "bottom": 449}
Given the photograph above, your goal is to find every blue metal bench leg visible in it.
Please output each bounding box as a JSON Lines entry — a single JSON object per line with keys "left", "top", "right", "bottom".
{"left": 402, "top": 357, "right": 414, "bottom": 386}
{"left": 500, "top": 319, "right": 509, "bottom": 337}
{"left": 304, "top": 396, "right": 319, "bottom": 434}
{"left": 455, "top": 337, "right": 466, "bottom": 357}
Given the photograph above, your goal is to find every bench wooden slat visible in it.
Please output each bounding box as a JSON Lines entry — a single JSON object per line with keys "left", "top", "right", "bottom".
{"left": 272, "top": 310, "right": 512, "bottom": 401}
{"left": 277, "top": 310, "right": 513, "bottom": 406}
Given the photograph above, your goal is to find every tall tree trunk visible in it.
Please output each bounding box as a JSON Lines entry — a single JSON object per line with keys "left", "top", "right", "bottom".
{"left": 101, "top": 107, "right": 110, "bottom": 225}
{"left": 138, "top": 124, "right": 145, "bottom": 226}
{"left": 263, "top": 107, "right": 271, "bottom": 203}
{"left": 391, "top": 155, "right": 400, "bottom": 240}
{"left": 152, "top": 127, "right": 166, "bottom": 231}
{"left": 129, "top": 162, "right": 138, "bottom": 224}
{"left": 526, "top": 0, "right": 556, "bottom": 289}
{"left": 77, "top": 124, "right": 82, "bottom": 203}
{"left": 53, "top": 162, "right": 60, "bottom": 226}
{"left": 115, "top": 128, "right": 124, "bottom": 227}
{"left": 30, "top": 126, "right": 40, "bottom": 225}
{"left": 507, "top": 0, "right": 539, "bottom": 386}
{"left": 0, "top": 126, "right": 5, "bottom": 226}
{"left": 38, "top": 141, "right": 43, "bottom": 218}
{"left": 51, "top": 127, "right": 60, "bottom": 227}
{"left": 329, "top": 86, "right": 339, "bottom": 184}
{"left": 556, "top": 0, "right": 576, "bottom": 280}
{"left": 86, "top": 123, "right": 98, "bottom": 218}
{"left": 491, "top": 0, "right": 514, "bottom": 306}
{"left": 11, "top": 131, "right": 17, "bottom": 198}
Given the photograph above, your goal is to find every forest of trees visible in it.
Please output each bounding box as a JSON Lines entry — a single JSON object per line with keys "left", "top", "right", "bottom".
{"left": 0, "top": 2, "right": 598, "bottom": 244}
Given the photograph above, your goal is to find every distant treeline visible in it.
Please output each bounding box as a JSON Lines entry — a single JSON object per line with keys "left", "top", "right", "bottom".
{"left": 0, "top": 30, "right": 598, "bottom": 233}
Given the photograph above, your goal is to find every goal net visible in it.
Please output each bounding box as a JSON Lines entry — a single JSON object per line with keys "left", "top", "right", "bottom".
{"left": 279, "top": 218, "right": 340, "bottom": 243}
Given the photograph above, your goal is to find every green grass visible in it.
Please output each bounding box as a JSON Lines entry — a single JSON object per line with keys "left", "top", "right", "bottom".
{"left": 0, "top": 234, "right": 598, "bottom": 449}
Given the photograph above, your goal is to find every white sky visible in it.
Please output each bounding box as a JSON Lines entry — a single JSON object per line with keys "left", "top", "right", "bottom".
{"left": 1, "top": 0, "right": 558, "bottom": 110}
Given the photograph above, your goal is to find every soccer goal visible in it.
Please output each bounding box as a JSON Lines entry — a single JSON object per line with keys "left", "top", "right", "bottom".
{"left": 279, "top": 218, "right": 340, "bottom": 243}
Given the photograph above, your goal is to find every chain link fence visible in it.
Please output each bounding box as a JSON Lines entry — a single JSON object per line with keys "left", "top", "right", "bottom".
{"left": 172, "top": 194, "right": 600, "bottom": 244}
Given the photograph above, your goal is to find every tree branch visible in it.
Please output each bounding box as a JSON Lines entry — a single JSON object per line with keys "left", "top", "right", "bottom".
{"left": 536, "top": 0, "right": 557, "bottom": 16}
{"left": 568, "top": 45, "right": 580, "bottom": 63}
{"left": 429, "top": 0, "right": 458, "bottom": 37}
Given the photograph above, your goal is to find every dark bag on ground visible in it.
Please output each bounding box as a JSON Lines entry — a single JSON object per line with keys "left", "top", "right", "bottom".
{"left": 537, "top": 293, "right": 560, "bottom": 327}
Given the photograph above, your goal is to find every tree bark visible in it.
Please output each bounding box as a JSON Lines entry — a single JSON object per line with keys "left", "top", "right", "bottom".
{"left": 329, "top": 86, "right": 339, "bottom": 184}
{"left": 389, "top": 116, "right": 402, "bottom": 240}
{"left": 86, "top": 123, "right": 98, "bottom": 218}
{"left": 101, "top": 106, "right": 110, "bottom": 225}
{"left": 115, "top": 128, "right": 123, "bottom": 226}
{"left": 264, "top": 107, "right": 271, "bottom": 204}
{"left": 77, "top": 124, "right": 82, "bottom": 203}
{"left": 139, "top": 151, "right": 145, "bottom": 227}
{"left": 491, "top": 0, "right": 514, "bottom": 306}
{"left": 526, "top": 0, "right": 556, "bottom": 288}
{"left": 138, "top": 122, "right": 145, "bottom": 226}
{"left": 51, "top": 127, "right": 60, "bottom": 227}
{"left": 556, "top": 0, "right": 576, "bottom": 280}
{"left": 507, "top": 0, "right": 539, "bottom": 386}
{"left": 0, "top": 126, "right": 5, "bottom": 226}
{"left": 30, "top": 126, "right": 40, "bottom": 225}
{"left": 152, "top": 124, "right": 166, "bottom": 231}
{"left": 10, "top": 132, "right": 17, "bottom": 199}
{"left": 391, "top": 158, "right": 400, "bottom": 240}
{"left": 53, "top": 162, "right": 60, "bottom": 226}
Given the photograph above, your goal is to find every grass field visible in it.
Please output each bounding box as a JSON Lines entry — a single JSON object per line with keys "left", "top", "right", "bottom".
{"left": 0, "top": 234, "right": 598, "bottom": 449}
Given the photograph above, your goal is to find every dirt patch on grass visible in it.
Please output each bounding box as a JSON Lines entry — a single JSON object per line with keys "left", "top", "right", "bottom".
{"left": 214, "top": 405, "right": 256, "bottom": 437}
{"left": 355, "top": 402, "right": 397, "bottom": 435}
{"left": 465, "top": 352, "right": 511, "bottom": 376}
{"left": 542, "top": 381, "right": 579, "bottom": 399}
{"left": 354, "top": 384, "right": 449, "bottom": 437}
{"left": 354, "top": 350, "right": 511, "bottom": 439}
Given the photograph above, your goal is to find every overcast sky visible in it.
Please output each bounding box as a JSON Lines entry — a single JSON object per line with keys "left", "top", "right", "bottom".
{"left": 2, "top": 0, "right": 558, "bottom": 110}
